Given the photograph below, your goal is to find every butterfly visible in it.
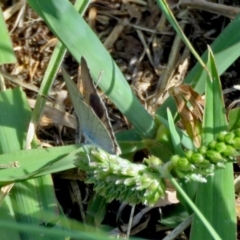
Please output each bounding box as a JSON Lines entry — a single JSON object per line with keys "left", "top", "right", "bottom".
{"left": 62, "top": 57, "right": 121, "bottom": 155}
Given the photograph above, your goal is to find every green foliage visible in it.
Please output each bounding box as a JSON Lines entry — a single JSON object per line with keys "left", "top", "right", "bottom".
{"left": 0, "top": 0, "right": 240, "bottom": 239}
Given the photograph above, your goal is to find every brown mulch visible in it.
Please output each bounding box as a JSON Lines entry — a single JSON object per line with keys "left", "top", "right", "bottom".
{"left": 2, "top": 0, "right": 240, "bottom": 239}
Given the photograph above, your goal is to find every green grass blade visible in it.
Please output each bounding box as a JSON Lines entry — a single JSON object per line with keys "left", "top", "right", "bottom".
{"left": 202, "top": 48, "right": 228, "bottom": 141}
{"left": 0, "top": 196, "right": 21, "bottom": 239}
{"left": 166, "top": 109, "right": 184, "bottom": 156}
{"left": 166, "top": 108, "right": 198, "bottom": 204}
{"left": 190, "top": 47, "right": 236, "bottom": 240}
{"left": 0, "top": 219, "right": 110, "bottom": 240}
{"left": 228, "top": 107, "right": 240, "bottom": 130}
{"left": 169, "top": 177, "right": 221, "bottom": 240}
{"left": 27, "top": 0, "right": 156, "bottom": 138}
{"left": 0, "top": 88, "right": 31, "bottom": 152}
{"left": 155, "top": 0, "right": 207, "bottom": 70}
{"left": 86, "top": 194, "right": 107, "bottom": 227}
{"left": 0, "top": 88, "right": 65, "bottom": 239}
{"left": 0, "top": 8, "right": 16, "bottom": 64}
{"left": 0, "top": 145, "right": 79, "bottom": 183}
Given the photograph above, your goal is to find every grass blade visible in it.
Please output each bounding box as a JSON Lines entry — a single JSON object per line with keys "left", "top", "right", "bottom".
{"left": 0, "top": 144, "right": 79, "bottom": 183}
{"left": 190, "top": 47, "right": 236, "bottom": 240}
{"left": 0, "top": 8, "right": 16, "bottom": 64}
{"left": 0, "top": 88, "right": 65, "bottom": 239}
{"left": 155, "top": 0, "right": 207, "bottom": 70}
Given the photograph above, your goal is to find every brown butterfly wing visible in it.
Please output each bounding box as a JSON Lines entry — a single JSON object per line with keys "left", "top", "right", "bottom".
{"left": 80, "top": 57, "right": 121, "bottom": 155}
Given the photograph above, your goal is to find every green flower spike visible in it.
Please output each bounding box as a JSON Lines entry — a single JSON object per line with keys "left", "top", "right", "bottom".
{"left": 74, "top": 128, "right": 240, "bottom": 206}
{"left": 74, "top": 148, "right": 166, "bottom": 206}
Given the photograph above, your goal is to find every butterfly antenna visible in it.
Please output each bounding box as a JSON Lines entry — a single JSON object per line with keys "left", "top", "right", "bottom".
{"left": 94, "top": 70, "right": 103, "bottom": 88}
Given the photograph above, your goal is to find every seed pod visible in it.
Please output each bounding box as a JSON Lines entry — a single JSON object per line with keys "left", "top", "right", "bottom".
{"left": 148, "top": 180, "right": 160, "bottom": 192}
{"left": 122, "top": 166, "right": 143, "bottom": 176}
{"left": 198, "top": 146, "right": 207, "bottom": 155}
{"left": 172, "top": 156, "right": 190, "bottom": 169}
{"left": 145, "top": 179, "right": 165, "bottom": 205}
{"left": 185, "top": 150, "right": 193, "bottom": 160}
{"left": 232, "top": 137, "right": 240, "bottom": 149}
{"left": 221, "top": 145, "right": 237, "bottom": 157}
{"left": 224, "top": 132, "right": 235, "bottom": 144}
{"left": 233, "top": 128, "right": 240, "bottom": 137}
{"left": 190, "top": 153, "right": 204, "bottom": 163}
{"left": 206, "top": 150, "right": 223, "bottom": 163}
{"left": 216, "top": 131, "right": 227, "bottom": 142}
{"left": 214, "top": 142, "right": 227, "bottom": 153}
{"left": 136, "top": 176, "right": 152, "bottom": 190}
{"left": 124, "top": 177, "right": 139, "bottom": 186}
{"left": 178, "top": 159, "right": 195, "bottom": 172}
{"left": 136, "top": 183, "right": 150, "bottom": 191}
{"left": 144, "top": 156, "right": 162, "bottom": 167}
{"left": 171, "top": 155, "right": 181, "bottom": 167}
{"left": 208, "top": 140, "right": 217, "bottom": 149}
{"left": 195, "top": 159, "right": 212, "bottom": 169}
